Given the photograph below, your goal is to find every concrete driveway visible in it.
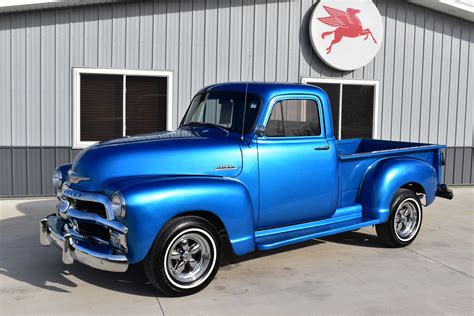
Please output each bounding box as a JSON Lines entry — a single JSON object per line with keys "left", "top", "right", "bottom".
{"left": 0, "top": 187, "right": 472, "bottom": 315}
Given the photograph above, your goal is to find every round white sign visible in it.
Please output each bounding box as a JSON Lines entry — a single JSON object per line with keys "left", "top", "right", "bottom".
{"left": 309, "top": 0, "right": 384, "bottom": 71}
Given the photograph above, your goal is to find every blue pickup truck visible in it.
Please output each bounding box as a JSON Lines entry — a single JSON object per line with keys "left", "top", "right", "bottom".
{"left": 40, "top": 83, "right": 453, "bottom": 295}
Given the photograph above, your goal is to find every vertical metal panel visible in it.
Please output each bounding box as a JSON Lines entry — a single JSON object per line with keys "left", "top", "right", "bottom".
{"left": 191, "top": 0, "right": 205, "bottom": 95}
{"left": 12, "top": 148, "right": 27, "bottom": 195}
{"left": 253, "top": 0, "right": 266, "bottom": 81}
{"left": 125, "top": 2, "right": 139, "bottom": 68}
{"left": 70, "top": 7, "right": 85, "bottom": 67}
{"left": 453, "top": 148, "right": 464, "bottom": 184}
{"left": 264, "top": 0, "right": 277, "bottom": 81}
{"left": 419, "top": 10, "right": 433, "bottom": 144}
{"left": 455, "top": 22, "right": 470, "bottom": 148}
{"left": 446, "top": 22, "right": 460, "bottom": 146}
{"left": 112, "top": 3, "right": 126, "bottom": 68}
{"left": 40, "top": 11, "right": 56, "bottom": 146}
{"left": 427, "top": 14, "right": 443, "bottom": 144}
{"left": 216, "top": 0, "right": 230, "bottom": 83}
{"left": 55, "top": 9, "right": 70, "bottom": 146}
{"left": 381, "top": 0, "right": 396, "bottom": 140}
{"left": 241, "top": 0, "right": 255, "bottom": 81}
{"left": 203, "top": 0, "right": 218, "bottom": 85}
{"left": 0, "top": 149, "right": 13, "bottom": 196}
{"left": 298, "top": 0, "right": 312, "bottom": 78}
{"left": 178, "top": 0, "right": 192, "bottom": 121}
{"left": 11, "top": 14, "right": 27, "bottom": 146}
{"left": 464, "top": 148, "right": 473, "bottom": 184}
{"left": 98, "top": 5, "right": 113, "bottom": 68}
{"left": 400, "top": 7, "right": 414, "bottom": 142}
{"left": 26, "top": 148, "right": 42, "bottom": 195}
{"left": 56, "top": 147, "right": 70, "bottom": 166}
{"left": 166, "top": 0, "right": 180, "bottom": 127}
{"left": 26, "top": 12, "right": 41, "bottom": 146}
{"left": 437, "top": 18, "right": 452, "bottom": 145}
{"left": 152, "top": 0, "right": 166, "bottom": 70}
{"left": 287, "top": 0, "right": 301, "bottom": 82}
{"left": 41, "top": 148, "right": 55, "bottom": 195}
{"left": 444, "top": 148, "right": 455, "bottom": 184}
{"left": 84, "top": 6, "right": 99, "bottom": 67}
{"left": 409, "top": 6, "right": 424, "bottom": 142}
{"left": 276, "top": 0, "right": 289, "bottom": 82}
{"left": 390, "top": 3, "right": 405, "bottom": 141}
{"left": 228, "top": 0, "right": 242, "bottom": 82}
{"left": 465, "top": 27, "right": 474, "bottom": 148}
{"left": 139, "top": 1, "right": 153, "bottom": 69}
{"left": 0, "top": 15, "right": 12, "bottom": 146}
{"left": 372, "top": 0, "right": 386, "bottom": 139}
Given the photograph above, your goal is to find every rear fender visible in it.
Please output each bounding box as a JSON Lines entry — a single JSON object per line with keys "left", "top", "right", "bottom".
{"left": 119, "top": 176, "right": 255, "bottom": 264}
{"left": 358, "top": 158, "right": 437, "bottom": 222}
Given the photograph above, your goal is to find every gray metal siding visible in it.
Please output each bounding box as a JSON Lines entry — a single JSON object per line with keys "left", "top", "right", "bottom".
{"left": 0, "top": 0, "right": 473, "bottom": 196}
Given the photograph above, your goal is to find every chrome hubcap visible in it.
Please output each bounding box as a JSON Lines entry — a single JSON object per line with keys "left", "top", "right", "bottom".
{"left": 166, "top": 232, "right": 212, "bottom": 284}
{"left": 394, "top": 199, "right": 420, "bottom": 241}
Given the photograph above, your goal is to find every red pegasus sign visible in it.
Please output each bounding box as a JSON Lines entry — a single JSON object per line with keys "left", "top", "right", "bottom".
{"left": 318, "top": 6, "right": 377, "bottom": 54}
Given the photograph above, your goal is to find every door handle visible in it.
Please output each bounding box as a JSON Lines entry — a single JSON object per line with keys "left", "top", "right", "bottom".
{"left": 314, "top": 145, "right": 330, "bottom": 151}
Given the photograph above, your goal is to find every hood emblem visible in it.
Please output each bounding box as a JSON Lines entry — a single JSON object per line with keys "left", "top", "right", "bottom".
{"left": 215, "top": 164, "right": 237, "bottom": 171}
{"left": 68, "top": 170, "right": 90, "bottom": 184}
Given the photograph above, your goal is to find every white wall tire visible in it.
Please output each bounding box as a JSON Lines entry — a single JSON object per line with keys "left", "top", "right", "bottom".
{"left": 376, "top": 189, "right": 423, "bottom": 247}
{"left": 143, "top": 216, "right": 222, "bottom": 296}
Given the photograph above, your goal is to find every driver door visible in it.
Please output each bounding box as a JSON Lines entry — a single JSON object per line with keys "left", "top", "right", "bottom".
{"left": 256, "top": 97, "right": 338, "bottom": 229}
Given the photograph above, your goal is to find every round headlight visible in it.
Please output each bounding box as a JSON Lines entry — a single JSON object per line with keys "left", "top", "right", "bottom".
{"left": 111, "top": 192, "right": 126, "bottom": 219}
{"left": 52, "top": 168, "right": 63, "bottom": 191}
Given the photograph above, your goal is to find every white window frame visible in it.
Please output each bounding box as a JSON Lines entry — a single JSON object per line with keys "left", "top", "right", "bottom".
{"left": 300, "top": 77, "right": 379, "bottom": 140}
{"left": 73, "top": 68, "right": 173, "bottom": 149}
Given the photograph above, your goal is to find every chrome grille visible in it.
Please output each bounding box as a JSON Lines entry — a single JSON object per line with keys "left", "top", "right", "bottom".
{"left": 69, "top": 198, "right": 107, "bottom": 219}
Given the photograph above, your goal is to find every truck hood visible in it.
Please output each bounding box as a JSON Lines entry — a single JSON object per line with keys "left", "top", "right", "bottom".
{"left": 68, "top": 128, "right": 243, "bottom": 192}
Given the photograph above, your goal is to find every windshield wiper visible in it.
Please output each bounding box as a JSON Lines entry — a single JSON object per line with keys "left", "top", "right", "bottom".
{"left": 180, "top": 122, "right": 230, "bottom": 134}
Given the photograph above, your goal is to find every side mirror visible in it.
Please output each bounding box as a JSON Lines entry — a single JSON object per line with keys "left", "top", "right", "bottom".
{"left": 255, "top": 126, "right": 266, "bottom": 137}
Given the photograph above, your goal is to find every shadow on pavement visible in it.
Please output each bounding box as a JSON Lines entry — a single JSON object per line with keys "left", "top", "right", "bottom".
{"left": 0, "top": 199, "right": 383, "bottom": 297}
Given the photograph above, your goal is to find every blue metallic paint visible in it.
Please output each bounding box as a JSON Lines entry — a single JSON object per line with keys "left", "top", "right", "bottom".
{"left": 55, "top": 83, "right": 447, "bottom": 264}
{"left": 115, "top": 176, "right": 255, "bottom": 263}
{"left": 358, "top": 157, "right": 439, "bottom": 222}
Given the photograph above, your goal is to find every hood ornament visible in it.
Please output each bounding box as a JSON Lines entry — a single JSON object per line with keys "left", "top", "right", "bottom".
{"left": 68, "top": 170, "right": 90, "bottom": 184}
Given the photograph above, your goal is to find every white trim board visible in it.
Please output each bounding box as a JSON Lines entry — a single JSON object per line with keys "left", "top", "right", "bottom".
{"left": 300, "top": 77, "right": 380, "bottom": 140}
{"left": 72, "top": 68, "right": 173, "bottom": 149}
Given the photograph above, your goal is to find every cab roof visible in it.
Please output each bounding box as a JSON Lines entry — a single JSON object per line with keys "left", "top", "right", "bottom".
{"left": 198, "top": 82, "right": 328, "bottom": 104}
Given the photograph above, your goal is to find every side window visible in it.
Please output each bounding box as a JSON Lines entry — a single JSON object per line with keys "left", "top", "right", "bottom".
{"left": 265, "top": 99, "right": 321, "bottom": 137}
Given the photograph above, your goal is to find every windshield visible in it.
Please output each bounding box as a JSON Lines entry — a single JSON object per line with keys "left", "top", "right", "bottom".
{"left": 181, "top": 91, "right": 261, "bottom": 134}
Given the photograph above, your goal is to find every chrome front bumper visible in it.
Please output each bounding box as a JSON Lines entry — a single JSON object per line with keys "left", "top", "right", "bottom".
{"left": 40, "top": 214, "right": 129, "bottom": 273}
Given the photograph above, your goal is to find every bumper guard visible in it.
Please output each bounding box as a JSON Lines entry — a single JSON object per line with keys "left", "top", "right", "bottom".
{"left": 40, "top": 214, "right": 128, "bottom": 272}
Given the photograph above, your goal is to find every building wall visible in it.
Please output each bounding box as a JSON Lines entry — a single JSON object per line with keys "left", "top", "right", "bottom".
{"left": 0, "top": 0, "right": 473, "bottom": 196}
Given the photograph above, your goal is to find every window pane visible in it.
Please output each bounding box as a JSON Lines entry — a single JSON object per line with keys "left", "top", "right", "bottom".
{"left": 181, "top": 92, "right": 261, "bottom": 134}
{"left": 266, "top": 100, "right": 321, "bottom": 137}
{"left": 126, "top": 76, "right": 168, "bottom": 136}
{"left": 341, "top": 85, "right": 374, "bottom": 139}
{"left": 80, "top": 74, "right": 123, "bottom": 141}
{"left": 312, "top": 83, "right": 340, "bottom": 139}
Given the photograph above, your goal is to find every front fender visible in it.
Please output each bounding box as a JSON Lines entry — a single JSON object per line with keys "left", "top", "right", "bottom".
{"left": 359, "top": 158, "right": 437, "bottom": 222}
{"left": 119, "top": 176, "right": 255, "bottom": 264}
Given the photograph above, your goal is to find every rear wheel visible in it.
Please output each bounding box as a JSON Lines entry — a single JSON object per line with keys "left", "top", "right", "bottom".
{"left": 376, "top": 189, "right": 423, "bottom": 247}
{"left": 143, "top": 216, "right": 222, "bottom": 296}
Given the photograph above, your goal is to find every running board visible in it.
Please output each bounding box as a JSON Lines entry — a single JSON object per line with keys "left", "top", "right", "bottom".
{"left": 255, "top": 207, "right": 382, "bottom": 251}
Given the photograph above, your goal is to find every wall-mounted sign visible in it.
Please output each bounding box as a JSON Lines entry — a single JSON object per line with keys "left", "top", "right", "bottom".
{"left": 309, "top": 0, "right": 383, "bottom": 71}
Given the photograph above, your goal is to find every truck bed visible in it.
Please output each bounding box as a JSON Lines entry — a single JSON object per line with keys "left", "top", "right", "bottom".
{"left": 335, "top": 138, "right": 444, "bottom": 207}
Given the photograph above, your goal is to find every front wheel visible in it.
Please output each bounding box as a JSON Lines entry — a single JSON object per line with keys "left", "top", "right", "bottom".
{"left": 376, "top": 189, "right": 423, "bottom": 247}
{"left": 143, "top": 216, "right": 222, "bottom": 296}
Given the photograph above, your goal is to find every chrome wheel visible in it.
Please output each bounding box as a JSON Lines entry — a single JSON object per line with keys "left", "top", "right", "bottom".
{"left": 164, "top": 229, "right": 215, "bottom": 289}
{"left": 394, "top": 198, "right": 421, "bottom": 242}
